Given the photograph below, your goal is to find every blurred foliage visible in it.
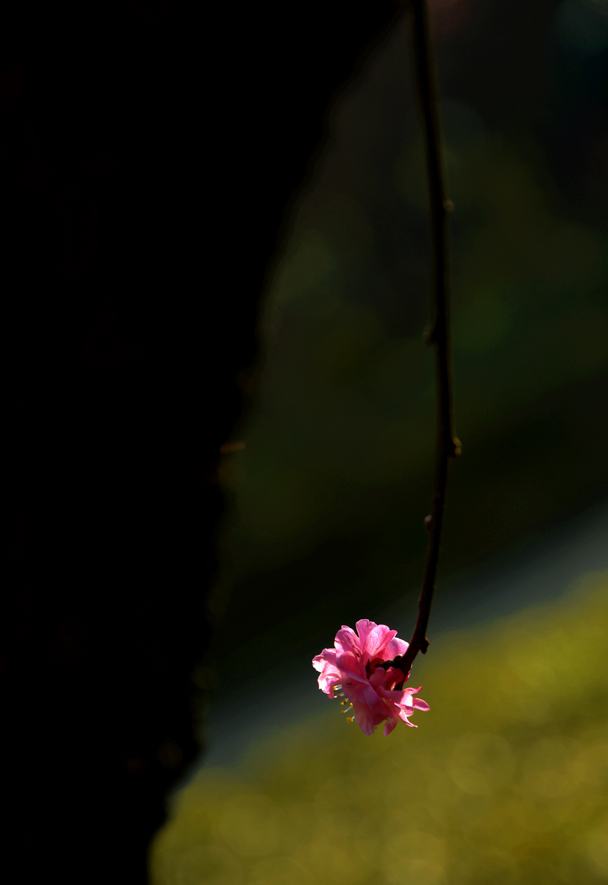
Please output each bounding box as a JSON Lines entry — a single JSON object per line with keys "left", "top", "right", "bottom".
{"left": 192, "top": 7, "right": 608, "bottom": 878}
{"left": 153, "top": 571, "right": 608, "bottom": 884}
{"left": 213, "top": 0, "right": 608, "bottom": 677}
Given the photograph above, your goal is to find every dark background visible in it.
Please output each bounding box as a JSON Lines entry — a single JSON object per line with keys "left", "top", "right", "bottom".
{"left": 1, "top": 1, "right": 404, "bottom": 882}
{"left": 3, "top": 0, "right": 608, "bottom": 882}
{"left": 210, "top": 0, "right": 608, "bottom": 698}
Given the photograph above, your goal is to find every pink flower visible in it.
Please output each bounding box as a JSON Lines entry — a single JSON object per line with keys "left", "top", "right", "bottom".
{"left": 312, "top": 619, "right": 429, "bottom": 736}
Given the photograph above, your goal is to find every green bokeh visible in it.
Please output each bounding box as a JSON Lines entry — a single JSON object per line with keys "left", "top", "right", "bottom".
{"left": 214, "top": 98, "right": 608, "bottom": 672}
{"left": 171, "top": 5, "right": 608, "bottom": 881}
{"left": 152, "top": 572, "right": 608, "bottom": 884}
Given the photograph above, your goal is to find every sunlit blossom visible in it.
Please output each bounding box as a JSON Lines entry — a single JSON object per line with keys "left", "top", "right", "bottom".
{"left": 312, "top": 619, "right": 429, "bottom": 736}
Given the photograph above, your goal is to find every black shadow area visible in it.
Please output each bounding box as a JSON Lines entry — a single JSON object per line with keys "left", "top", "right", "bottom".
{"left": 1, "top": 2, "right": 401, "bottom": 882}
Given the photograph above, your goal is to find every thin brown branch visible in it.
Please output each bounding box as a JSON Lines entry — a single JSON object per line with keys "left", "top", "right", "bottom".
{"left": 383, "top": 0, "right": 459, "bottom": 687}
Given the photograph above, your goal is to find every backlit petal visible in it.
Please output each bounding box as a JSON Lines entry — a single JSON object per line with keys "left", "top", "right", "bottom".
{"left": 334, "top": 626, "right": 360, "bottom": 656}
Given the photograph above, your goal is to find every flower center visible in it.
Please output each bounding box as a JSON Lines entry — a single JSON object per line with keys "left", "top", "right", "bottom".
{"left": 365, "top": 656, "right": 384, "bottom": 678}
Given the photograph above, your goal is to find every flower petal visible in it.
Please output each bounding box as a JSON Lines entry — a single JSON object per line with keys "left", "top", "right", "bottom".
{"left": 335, "top": 651, "right": 367, "bottom": 682}
{"left": 352, "top": 699, "right": 386, "bottom": 736}
{"left": 334, "top": 626, "right": 360, "bottom": 656}
{"left": 312, "top": 648, "right": 337, "bottom": 672}
{"left": 369, "top": 667, "right": 405, "bottom": 695}
{"left": 363, "top": 624, "right": 397, "bottom": 662}
{"left": 413, "top": 698, "right": 430, "bottom": 711}
{"left": 354, "top": 620, "right": 376, "bottom": 656}
{"left": 383, "top": 711, "right": 400, "bottom": 737}
{"left": 384, "top": 636, "right": 408, "bottom": 660}
{"left": 316, "top": 665, "right": 343, "bottom": 696}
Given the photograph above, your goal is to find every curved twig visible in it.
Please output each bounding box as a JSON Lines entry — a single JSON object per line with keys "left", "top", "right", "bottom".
{"left": 383, "top": 0, "right": 459, "bottom": 687}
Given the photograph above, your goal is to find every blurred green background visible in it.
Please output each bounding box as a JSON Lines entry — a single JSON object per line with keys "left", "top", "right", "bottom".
{"left": 153, "top": 573, "right": 608, "bottom": 885}
{"left": 153, "top": 1, "right": 608, "bottom": 881}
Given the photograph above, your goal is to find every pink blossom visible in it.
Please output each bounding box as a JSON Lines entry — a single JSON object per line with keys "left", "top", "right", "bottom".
{"left": 312, "top": 619, "right": 429, "bottom": 736}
